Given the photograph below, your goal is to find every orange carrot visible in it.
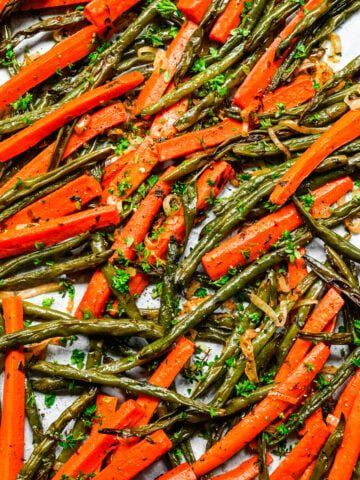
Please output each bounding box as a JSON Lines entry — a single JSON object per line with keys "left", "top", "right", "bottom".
{"left": 0, "top": 25, "right": 100, "bottom": 110}
{"left": 75, "top": 168, "right": 172, "bottom": 318}
{"left": 134, "top": 21, "right": 198, "bottom": 115}
{"left": 157, "top": 119, "right": 242, "bottom": 162}
{"left": 298, "top": 406, "right": 324, "bottom": 436}
{"left": 202, "top": 176, "right": 353, "bottom": 280}
{"left": 233, "top": 0, "right": 323, "bottom": 108}
{"left": 328, "top": 388, "right": 360, "bottom": 480}
{"left": 156, "top": 463, "right": 197, "bottom": 480}
{"left": 2, "top": 175, "right": 102, "bottom": 230}
{"left": 0, "top": 72, "right": 143, "bottom": 163}
{"left": 177, "top": 0, "right": 212, "bottom": 24}
{"left": 90, "top": 395, "right": 119, "bottom": 436}
{"left": 102, "top": 93, "right": 188, "bottom": 205}
{"left": 196, "top": 161, "right": 235, "bottom": 210}
{"left": 260, "top": 75, "right": 315, "bottom": 113}
{"left": 84, "top": 0, "right": 141, "bottom": 31}
{"left": 299, "top": 462, "right": 316, "bottom": 480}
{"left": 332, "top": 369, "right": 360, "bottom": 423}
{"left": 209, "top": 0, "right": 245, "bottom": 43}
{"left": 288, "top": 247, "right": 307, "bottom": 290}
{"left": 270, "top": 417, "right": 329, "bottom": 480}
{"left": 22, "top": 0, "right": 88, "bottom": 8}
{"left": 192, "top": 343, "right": 330, "bottom": 477}
{"left": 0, "top": 103, "right": 126, "bottom": 198}
{"left": 0, "top": 205, "right": 119, "bottom": 260}
{"left": 211, "top": 454, "right": 273, "bottom": 480}
{"left": 270, "top": 110, "right": 360, "bottom": 205}
{"left": 53, "top": 399, "right": 145, "bottom": 480}
{"left": 95, "top": 429, "right": 172, "bottom": 480}
{"left": 275, "top": 288, "right": 344, "bottom": 383}
{"left": 137, "top": 337, "right": 195, "bottom": 424}
{"left": 0, "top": 296, "right": 25, "bottom": 480}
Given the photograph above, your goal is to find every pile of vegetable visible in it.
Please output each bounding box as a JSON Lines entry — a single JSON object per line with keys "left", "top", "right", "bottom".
{"left": 1, "top": 0, "right": 360, "bottom": 478}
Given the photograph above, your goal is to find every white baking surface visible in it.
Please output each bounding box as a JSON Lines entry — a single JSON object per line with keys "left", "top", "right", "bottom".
{"left": 1, "top": 6, "right": 360, "bottom": 479}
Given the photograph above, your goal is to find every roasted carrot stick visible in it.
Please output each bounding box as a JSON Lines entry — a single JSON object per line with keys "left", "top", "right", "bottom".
{"left": 328, "top": 389, "right": 360, "bottom": 480}
{"left": 288, "top": 247, "right": 307, "bottom": 290}
{"left": 157, "top": 463, "right": 197, "bottom": 480}
{"left": 270, "top": 418, "right": 329, "bottom": 480}
{"left": 22, "top": 0, "right": 88, "bottom": 8}
{"left": 192, "top": 343, "right": 330, "bottom": 477}
{"left": 270, "top": 110, "right": 360, "bottom": 205}
{"left": 275, "top": 288, "right": 344, "bottom": 383}
{"left": 84, "top": 0, "right": 141, "bottom": 31}
{"left": 233, "top": 0, "right": 324, "bottom": 108}
{"left": 137, "top": 337, "right": 195, "bottom": 424}
{"left": 209, "top": 0, "right": 245, "bottom": 43}
{"left": 0, "top": 103, "right": 126, "bottom": 198}
{"left": 2, "top": 175, "right": 102, "bottom": 230}
{"left": 299, "top": 462, "right": 316, "bottom": 480}
{"left": 260, "top": 75, "right": 315, "bottom": 113}
{"left": 211, "top": 454, "right": 273, "bottom": 480}
{"left": 298, "top": 406, "right": 324, "bottom": 436}
{"left": 0, "top": 205, "right": 119, "bottom": 260}
{"left": 202, "top": 176, "right": 353, "bottom": 280}
{"left": 102, "top": 93, "right": 188, "bottom": 205}
{"left": 331, "top": 369, "right": 360, "bottom": 425}
{"left": 0, "top": 296, "right": 25, "bottom": 480}
{"left": 0, "top": 72, "right": 143, "bottom": 163}
{"left": 0, "top": 25, "right": 100, "bottom": 110}
{"left": 75, "top": 169, "right": 173, "bottom": 318}
{"left": 90, "top": 395, "right": 119, "bottom": 436}
{"left": 53, "top": 399, "right": 145, "bottom": 480}
{"left": 157, "top": 119, "right": 242, "bottom": 162}
{"left": 177, "top": 0, "right": 212, "bottom": 24}
{"left": 95, "top": 429, "right": 172, "bottom": 480}
{"left": 134, "top": 21, "right": 197, "bottom": 115}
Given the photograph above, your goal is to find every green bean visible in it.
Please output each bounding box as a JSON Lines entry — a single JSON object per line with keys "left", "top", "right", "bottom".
{"left": 303, "top": 102, "right": 349, "bottom": 127}
{"left": 304, "top": 255, "right": 360, "bottom": 308}
{"left": 159, "top": 238, "right": 179, "bottom": 331}
{"left": 305, "top": 54, "right": 360, "bottom": 115}
{"left": 0, "top": 317, "right": 163, "bottom": 351}
{"left": 0, "top": 147, "right": 112, "bottom": 211}
{"left": 257, "top": 432, "right": 270, "bottom": 480}
{"left": 298, "top": 331, "right": 353, "bottom": 345}
{"left": 32, "top": 377, "right": 84, "bottom": 395}
{"left": 101, "top": 262, "right": 143, "bottom": 321}
{"left": 17, "top": 388, "right": 97, "bottom": 480}
{"left": 233, "top": 134, "right": 321, "bottom": 158}
{"left": 192, "top": 276, "right": 271, "bottom": 398}
{"left": 56, "top": 412, "right": 87, "bottom": 465}
{"left": 276, "top": 0, "right": 331, "bottom": 57}
{"left": 182, "top": 179, "right": 198, "bottom": 251}
{"left": 0, "top": 233, "right": 89, "bottom": 279}
{"left": 0, "top": 250, "right": 112, "bottom": 291}
{"left": 294, "top": 195, "right": 360, "bottom": 264}
{"left": 223, "top": 384, "right": 275, "bottom": 415}
{"left": 268, "top": 346, "right": 360, "bottom": 446}
{"left": 325, "top": 245, "right": 358, "bottom": 288}
{"left": 173, "top": 26, "right": 204, "bottom": 86}
{"left": 25, "top": 376, "right": 43, "bottom": 445}
{"left": 276, "top": 279, "right": 323, "bottom": 366}
{"left": 30, "top": 361, "right": 222, "bottom": 415}
{"left": 196, "top": 327, "right": 230, "bottom": 343}
{"left": 48, "top": 120, "right": 76, "bottom": 171}
{"left": 163, "top": 150, "right": 211, "bottom": 182}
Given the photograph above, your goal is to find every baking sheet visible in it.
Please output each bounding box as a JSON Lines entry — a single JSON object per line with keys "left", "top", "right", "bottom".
{"left": 1, "top": 5, "right": 360, "bottom": 478}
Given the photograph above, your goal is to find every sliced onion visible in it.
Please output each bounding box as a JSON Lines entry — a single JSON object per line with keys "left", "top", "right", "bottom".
{"left": 277, "top": 274, "right": 290, "bottom": 293}
{"left": 279, "top": 119, "right": 327, "bottom": 135}
{"left": 322, "top": 365, "right": 337, "bottom": 375}
{"left": 277, "top": 300, "right": 288, "bottom": 328}
{"left": 180, "top": 296, "right": 211, "bottom": 316}
{"left": 268, "top": 127, "right": 291, "bottom": 160}
{"left": 53, "top": 29, "right": 65, "bottom": 43}
{"left": 250, "top": 291, "right": 279, "bottom": 325}
{"left": 185, "top": 279, "right": 201, "bottom": 300}
{"left": 0, "top": 283, "right": 61, "bottom": 299}
{"left": 294, "top": 299, "right": 318, "bottom": 308}
{"left": 144, "top": 232, "right": 159, "bottom": 249}
{"left": 137, "top": 46, "right": 158, "bottom": 59}
{"left": 338, "top": 188, "right": 360, "bottom": 232}
{"left": 329, "top": 32, "right": 342, "bottom": 63}
{"left": 75, "top": 114, "right": 91, "bottom": 135}
{"left": 240, "top": 329, "right": 259, "bottom": 383}
{"left": 344, "top": 87, "right": 360, "bottom": 111}
{"left": 163, "top": 194, "right": 182, "bottom": 216}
